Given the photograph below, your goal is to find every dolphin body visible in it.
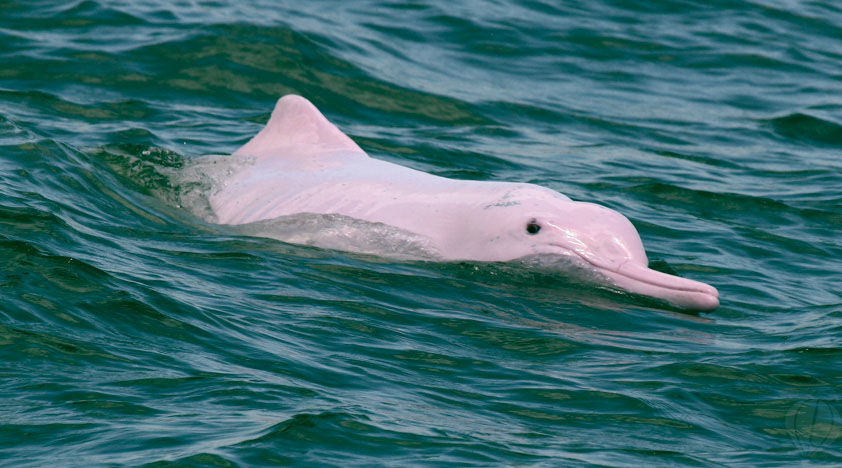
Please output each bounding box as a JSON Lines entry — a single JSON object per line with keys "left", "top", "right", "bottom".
{"left": 207, "top": 95, "right": 719, "bottom": 311}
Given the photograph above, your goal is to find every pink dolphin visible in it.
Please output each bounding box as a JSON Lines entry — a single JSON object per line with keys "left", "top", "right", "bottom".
{"left": 209, "top": 95, "right": 719, "bottom": 311}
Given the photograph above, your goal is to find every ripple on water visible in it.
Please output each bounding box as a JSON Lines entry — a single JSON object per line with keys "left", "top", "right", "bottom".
{"left": 1, "top": 0, "right": 842, "bottom": 465}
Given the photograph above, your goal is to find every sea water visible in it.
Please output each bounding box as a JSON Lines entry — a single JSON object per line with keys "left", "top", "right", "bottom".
{"left": 1, "top": 0, "right": 840, "bottom": 465}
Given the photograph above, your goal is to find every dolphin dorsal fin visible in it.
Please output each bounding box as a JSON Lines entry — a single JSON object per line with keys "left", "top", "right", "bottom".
{"left": 234, "top": 95, "right": 364, "bottom": 158}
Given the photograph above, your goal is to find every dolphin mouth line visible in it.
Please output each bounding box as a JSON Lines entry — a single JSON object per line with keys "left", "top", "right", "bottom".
{"left": 544, "top": 243, "right": 719, "bottom": 310}
{"left": 546, "top": 243, "right": 709, "bottom": 292}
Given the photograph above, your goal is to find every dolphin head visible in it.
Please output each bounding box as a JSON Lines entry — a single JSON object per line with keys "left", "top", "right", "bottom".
{"left": 449, "top": 184, "right": 719, "bottom": 312}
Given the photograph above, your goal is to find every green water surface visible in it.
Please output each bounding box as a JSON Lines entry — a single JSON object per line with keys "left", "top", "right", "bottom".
{"left": 1, "top": 0, "right": 841, "bottom": 466}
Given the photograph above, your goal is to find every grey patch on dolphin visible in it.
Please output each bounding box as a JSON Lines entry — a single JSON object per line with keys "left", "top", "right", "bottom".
{"left": 484, "top": 200, "right": 521, "bottom": 209}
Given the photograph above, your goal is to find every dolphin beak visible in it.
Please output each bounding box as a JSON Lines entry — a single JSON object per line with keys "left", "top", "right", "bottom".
{"left": 541, "top": 215, "right": 719, "bottom": 312}
{"left": 600, "top": 261, "right": 720, "bottom": 312}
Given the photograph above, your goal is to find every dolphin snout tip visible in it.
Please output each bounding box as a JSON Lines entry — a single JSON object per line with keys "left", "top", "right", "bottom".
{"left": 696, "top": 289, "right": 720, "bottom": 310}
{"left": 653, "top": 274, "right": 720, "bottom": 312}
{"left": 671, "top": 280, "right": 719, "bottom": 311}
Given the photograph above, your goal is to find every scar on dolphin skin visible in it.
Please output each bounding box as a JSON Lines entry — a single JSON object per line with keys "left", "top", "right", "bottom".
{"left": 201, "top": 95, "right": 719, "bottom": 312}
{"left": 484, "top": 200, "right": 522, "bottom": 209}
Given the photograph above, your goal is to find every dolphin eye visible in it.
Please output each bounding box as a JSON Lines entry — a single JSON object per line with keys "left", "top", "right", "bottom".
{"left": 526, "top": 219, "right": 541, "bottom": 235}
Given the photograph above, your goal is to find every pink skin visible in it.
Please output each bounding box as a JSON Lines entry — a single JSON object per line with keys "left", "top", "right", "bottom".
{"left": 210, "top": 95, "right": 719, "bottom": 311}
